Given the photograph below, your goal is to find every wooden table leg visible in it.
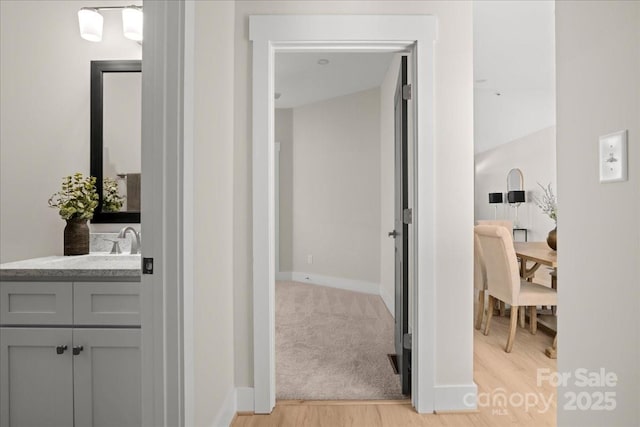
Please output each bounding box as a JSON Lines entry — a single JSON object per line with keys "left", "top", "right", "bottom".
{"left": 519, "top": 259, "right": 542, "bottom": 282}
{"left": 545, "top": 335, "right": 557, "bottom": 359}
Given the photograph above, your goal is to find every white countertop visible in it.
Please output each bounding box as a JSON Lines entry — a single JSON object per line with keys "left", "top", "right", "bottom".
{"left": 0, "top": 254, "right": 141, "bottom": 281}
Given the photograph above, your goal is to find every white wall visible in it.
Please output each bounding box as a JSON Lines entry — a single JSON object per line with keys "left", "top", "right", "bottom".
{"left": 280, "top": 88, "right": 381, "bottom": 284}
{"left": 475, "top": 126, "right": 557, "bottom": 242}
{"left": 192, "top": 1, "right": 236, "bottom": 426}
{"left": 473, "top": 1, "right": 556, "bottom": 154}
{"left": 556, "top": 2, "right": 640, "bottom": 426}
{"left": 233, "top": 1, "right": 474, "bottom": 405}
{"left": 0, "top": 0, "right": 141, "bottom": 263}
{"left": 379, "top": 55, "right": 401, "bottom": 315}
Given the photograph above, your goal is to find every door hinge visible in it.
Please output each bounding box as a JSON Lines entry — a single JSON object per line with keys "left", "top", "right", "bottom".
{"left": 403, "top": 208, "right": 413, "bottom": 224}
{"left": 143, "top": 257, "right": 154, "bottom": 274}
{"left": 403, "top": 333, "right": 412, "bottom": 349}
{"left": 402, "top": 84, "right": 412, "bottom": 100}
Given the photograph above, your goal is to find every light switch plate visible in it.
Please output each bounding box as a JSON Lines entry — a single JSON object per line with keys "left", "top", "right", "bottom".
{"left": 599, "top": 130, "right": 628, "bottom": 183}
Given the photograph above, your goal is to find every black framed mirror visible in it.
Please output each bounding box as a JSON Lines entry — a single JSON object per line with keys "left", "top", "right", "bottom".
{"left": 90, "top": 60, "right": 141, "bottom": 223}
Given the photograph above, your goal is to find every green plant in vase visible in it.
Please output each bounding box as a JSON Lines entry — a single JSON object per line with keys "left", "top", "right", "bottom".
{"left": 103, "top": 177, "right": 125, "bottom": 212}
{"left": 48, "top": 173, "right": 98, "bottom": 255}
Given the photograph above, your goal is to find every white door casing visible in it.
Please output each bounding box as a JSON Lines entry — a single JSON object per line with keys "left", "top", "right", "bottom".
{"left": 141, "top": 1, "right": 190, "bottom": 426}
{"left": 250, "top": 15, "right": 437, "bottom": 414}
{"left": 275, "top": 142, "right": 281, "bottom": 277}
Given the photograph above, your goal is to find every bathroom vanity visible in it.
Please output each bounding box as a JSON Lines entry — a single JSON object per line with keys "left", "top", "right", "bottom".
{"left": 0, "top": 255, "right": 141, "bottom": 427}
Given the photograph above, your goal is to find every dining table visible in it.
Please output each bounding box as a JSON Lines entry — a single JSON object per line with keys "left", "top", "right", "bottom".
{"left": 514, "top": 241, "right": 558, "bottom": 359}
{"left": 514, "top": 241, "right": 557, "bottom": 280}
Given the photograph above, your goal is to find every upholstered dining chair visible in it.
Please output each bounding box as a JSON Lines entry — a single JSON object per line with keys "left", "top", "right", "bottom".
{"left": 474, "top": 225, "right": 557, "bottom": 352}
{"left": 474, "top": 233, "right": 487, "bottom": 330}
{"left": 476, "top": 219, "right": 513, "bottom": 231}
{"left": 475, "top": 220, "right": 513, "bottom": 318}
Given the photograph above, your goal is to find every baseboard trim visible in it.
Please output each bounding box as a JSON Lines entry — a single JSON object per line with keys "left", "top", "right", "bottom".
{"left": 236, "top": 387, "right": 255, "bottom": 412}
{"left": 380, "top": 285, "right": 394, "bottom": 318}
{"left": 212, "top": 387, "right": 237, "bottom": 427}
{"left": 285, "top": 271, "right": 380, "bottom": 295}
{"left": 434, "top": 383, "right": 478, "bottom": 411}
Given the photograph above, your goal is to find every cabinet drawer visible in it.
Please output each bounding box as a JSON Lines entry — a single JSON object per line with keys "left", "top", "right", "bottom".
{"left": 74, "top": 282, "right": 140, "bottom": 326}
{"left": 0, "top": 282, "right": 73, "bottom": 325}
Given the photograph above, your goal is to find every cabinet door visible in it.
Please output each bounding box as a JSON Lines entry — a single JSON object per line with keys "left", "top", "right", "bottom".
{"left": 73, "top": 329, "right": 141, "bottom": 427}
{"left": 0, "top": 328, "right": 73, "bottom": 427}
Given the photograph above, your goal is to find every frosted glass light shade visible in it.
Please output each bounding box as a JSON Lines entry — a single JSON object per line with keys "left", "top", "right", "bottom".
{"left": 122, "top": 7, "right": 143, "bottom": 41}
{"left": 78, "top": 8, "right": 103, "bottom": 42}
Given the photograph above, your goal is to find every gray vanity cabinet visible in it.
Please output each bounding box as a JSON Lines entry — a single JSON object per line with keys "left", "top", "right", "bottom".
{"left": 0, "top": 328, "right": 74, "bottom": 427}
{"left": 0, "top": 281, "right": 141, "bottom": 427}
{"left": 73, "top": 329, "right": 141, "bottom": 427}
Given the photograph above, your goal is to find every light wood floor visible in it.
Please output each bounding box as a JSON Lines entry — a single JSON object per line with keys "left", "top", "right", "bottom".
{"left": 232, "top": 314, "right": 557, "bottom": 427}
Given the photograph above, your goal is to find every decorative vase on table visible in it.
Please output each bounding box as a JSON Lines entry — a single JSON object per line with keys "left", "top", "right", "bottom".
{"left": 64, "top": 218, "right": 90, "bottom": 256}
{"left": 547, "top": 227, "right": 557, "bottom": 251}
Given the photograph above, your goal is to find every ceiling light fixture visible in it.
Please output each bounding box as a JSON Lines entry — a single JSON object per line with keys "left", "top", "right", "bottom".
{"left": 317, "top": 59, "right": 330, "bottom": 65}
{"left": 78, "top": 5, "right": 143, "bottom": 43}
{"left": 78, "top": 8, "right": 104, "bottom": 42}
{"left": 122, "top": 6, "right": 143, "bottom": 41}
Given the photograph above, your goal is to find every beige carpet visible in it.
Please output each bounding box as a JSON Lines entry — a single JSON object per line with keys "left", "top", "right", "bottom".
{"left": 276, "top": 280, "right": 405, "bottom": 400}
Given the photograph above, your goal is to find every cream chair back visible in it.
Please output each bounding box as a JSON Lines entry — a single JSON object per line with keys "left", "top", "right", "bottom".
{"left": 474, "top": 233, "right": 487, "bottom": 291}
{"left": 474, "top": 225, "right": 521, "bottom": 305}
{"left": 476, "top": 220, "right": 513, "bottom": 232}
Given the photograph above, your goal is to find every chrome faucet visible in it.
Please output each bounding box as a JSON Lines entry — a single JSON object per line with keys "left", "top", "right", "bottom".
{"left": 117, "top": 226, "right": 141, "bottom": 254}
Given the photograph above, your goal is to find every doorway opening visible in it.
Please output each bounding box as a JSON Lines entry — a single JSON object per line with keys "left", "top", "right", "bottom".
{"left": 273, "top": 51, "right": 411, "bottom": 401}
{"left": 250, "top": 14, "right": 440, "bottom": 414}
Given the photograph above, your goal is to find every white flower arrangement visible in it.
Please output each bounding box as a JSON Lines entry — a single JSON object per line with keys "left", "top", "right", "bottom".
{"left": 533, "top": 183, "right": 557, "bottom": 224}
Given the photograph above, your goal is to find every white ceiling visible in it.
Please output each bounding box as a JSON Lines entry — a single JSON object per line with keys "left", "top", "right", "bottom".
{"left": 274, "top": 52, "right": 395, "bottom": 109}
{"left": 474, "top": 0, "right": 556, "bottom": 153}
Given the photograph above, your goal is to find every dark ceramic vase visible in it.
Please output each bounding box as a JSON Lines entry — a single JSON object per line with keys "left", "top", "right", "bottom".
{"left": 547, "top": 227, "right": 557, "bottom": 251}
{"left": 64, "top": 218, "right": 89, "bottom": 256}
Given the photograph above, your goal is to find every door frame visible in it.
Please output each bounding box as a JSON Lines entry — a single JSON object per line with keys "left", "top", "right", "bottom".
{"left": 140, "top": 1, "right": 193, "bottom": 426}
{"left": 250, "top": 15, "right": 437, "bottom": 414}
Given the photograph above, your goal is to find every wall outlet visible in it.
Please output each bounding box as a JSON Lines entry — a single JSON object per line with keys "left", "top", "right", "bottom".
{"left": 599, "top": 130, "right": 628, "bottom": 183}
{"left": 307, "top": 254, "right": 313, "bottom": 264}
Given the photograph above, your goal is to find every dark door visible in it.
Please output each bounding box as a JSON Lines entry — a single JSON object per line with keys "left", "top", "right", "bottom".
{"left": 391, "top": 55, "right": 410, "bottom": 395}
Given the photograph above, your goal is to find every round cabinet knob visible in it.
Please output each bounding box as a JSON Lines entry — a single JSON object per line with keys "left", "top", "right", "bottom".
{"left": 72, "top": 345, "right": 84, "bottom": 356}
{"left": 56, "top": 345, "right": 68, "bottom": 355}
